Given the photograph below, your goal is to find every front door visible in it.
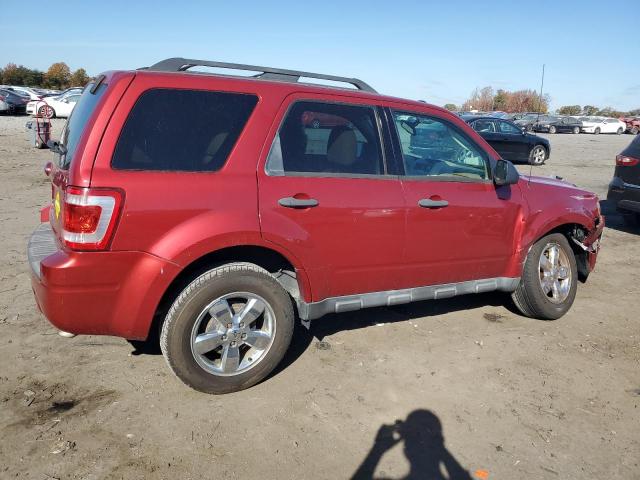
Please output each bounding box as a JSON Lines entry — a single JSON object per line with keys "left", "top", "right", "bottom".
{"left": 258, "top": 96, "right": 406, "bottom": 301}
{"left": 388, "top": 108, "right": 524, "bottom": 287}
{"left": 495, "top": 120, "right": 529, "bottom": 162}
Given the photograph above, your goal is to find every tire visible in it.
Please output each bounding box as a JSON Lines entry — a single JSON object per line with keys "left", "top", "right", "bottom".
{"left": 573, "top": 126, "right": 580, "bottom": 134}
{"left": 526, "top": 124, "right": 533, "bottom": 132}
{"left": 631, "top": 127, "right": 639, "bottom": 135}
{"left": 616, "top": 127, "right": 623, "bottom": 135}
{"left": 594, "top": 127, "right": 601, "bottom": 135}
{"left": 160, "top": 262, "right": 294, "bottom": 394}
{"left": 548, "top": 125, "right": 556, "bottom": 134}
{"left": 529, "top": 145, "right": 547, "bottom": 165}
{"left": 512, "top": 233, "right": 578, "bottom": 320}
{"left": 38, "top": 105, "right": 55, "bottom": 119}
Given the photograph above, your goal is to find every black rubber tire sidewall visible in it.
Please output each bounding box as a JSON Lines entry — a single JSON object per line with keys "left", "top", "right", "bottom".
{"left": 161, "top": 264, "right": 294, "bottom": 394}
{"left": 549, "top": 126, "right": 556, "bottom": 134}
{"left": 514, "top": 233, "right": 578, "bottom": 320}
{"left": 529, "top": 145, "right": 546, "bottom": 165}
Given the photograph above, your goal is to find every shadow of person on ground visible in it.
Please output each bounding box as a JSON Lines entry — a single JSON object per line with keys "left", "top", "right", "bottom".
{"left": 352, "top": 409, "right": 472, "bottom": 480}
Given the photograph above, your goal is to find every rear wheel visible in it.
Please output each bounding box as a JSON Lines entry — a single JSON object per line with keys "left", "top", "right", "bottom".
{"left": 548, "top": 125, "right": 556, "bottom": 134}
{"left": 573, "top": 126, "right": 580, "bottom": 134}
{"left": 512, "top": 233, "right": 578, "bottom": 320}
{"left": 631, "top": 127, "right": 639, "bottom": 135}
{"left": 529, "top": 145, "right": 547, "bottom": 165}
{"left": 616, "top": 127, "right": 623, "bottom": 135}
{"left": 160, "top": 262, "right": 294, "bottom": 394}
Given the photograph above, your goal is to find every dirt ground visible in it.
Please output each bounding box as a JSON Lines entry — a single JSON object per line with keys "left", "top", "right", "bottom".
{"left": 0, "top": 115, "right": 638, "bottom": 480}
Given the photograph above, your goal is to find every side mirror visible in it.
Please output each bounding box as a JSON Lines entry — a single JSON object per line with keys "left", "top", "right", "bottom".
{"left": 493, "top": 159, "right": 519, "bottom": 186}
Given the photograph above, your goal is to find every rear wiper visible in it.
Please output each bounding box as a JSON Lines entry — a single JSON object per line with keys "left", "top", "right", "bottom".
{"left": 46, "top": 140, "right": 67, "bottom": 156}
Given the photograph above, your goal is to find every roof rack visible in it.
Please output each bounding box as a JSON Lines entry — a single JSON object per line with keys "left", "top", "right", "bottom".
{"left": 146, "top": 57, "right": 377, "bottom": 93}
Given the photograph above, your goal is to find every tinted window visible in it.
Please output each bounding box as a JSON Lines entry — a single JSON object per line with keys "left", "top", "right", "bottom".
{"left": 622, "top": 136, "right": 640, "bottom": 158}
{"left": 392, "top": 111, "right": 489, "bottom": 180}
{"left": 112, "top": 89, "right": 258, "bottom": 172}
{"left": 266, "top": 101, "right": 383, "bottom": 176}
{"left": 498, "top": 121, "right": 521, "bottom": 134}
{"left": 472, "top": 120, "right": 495, "bottom": 132}
{"left": 59, "top": 83, "right": 107, "bottom": 169}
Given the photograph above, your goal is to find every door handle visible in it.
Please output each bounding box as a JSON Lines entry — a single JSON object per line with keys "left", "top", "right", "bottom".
{"left": 418, "top": 198, "right": 449, "bottom": 208}
{"left": 278, "top": 197, "right": 319, "bottom": 208}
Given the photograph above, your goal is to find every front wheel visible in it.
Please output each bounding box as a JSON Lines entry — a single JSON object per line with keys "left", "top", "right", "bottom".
{"left": 160, "top": 262, "right": 294, "bottom": 394}
{"left": 573, "top": 126, "right": 580, "bottom": 134}
{"left": 529, "top": 145, "right": 547, "bottom": 165}
{"left": 631, "top": 127, "right": 639, "bottom": 135}
{"left": 594, "top": 127, "right": 601, "bottom": 135}
{"left": 512, "top": 233, "right": 578, "bottom": 320}
{"left": 548, "top": 125, "right": 556, "bottom": 134}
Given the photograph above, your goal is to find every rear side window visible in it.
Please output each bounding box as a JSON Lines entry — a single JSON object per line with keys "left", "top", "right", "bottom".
{"left": 59, "top": 83, "right": 107, "bottom": 169}
{"left": 622, "top": 136, "right": 640, "bottom": 158}
{"left": 266, "top": 101, "right": 384, "bottom": 176}
{"left": 112, "top": 89, "right": 258, "bottom": 172}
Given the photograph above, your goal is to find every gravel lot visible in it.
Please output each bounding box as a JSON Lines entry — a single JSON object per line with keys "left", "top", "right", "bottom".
{"left": 0, "top": 115, "right": 638, "bottom": 480}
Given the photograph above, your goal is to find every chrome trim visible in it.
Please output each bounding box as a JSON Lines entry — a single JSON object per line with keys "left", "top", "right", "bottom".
{"left": 622, "top": 181, "right": 640, "bottom": 190}
{"left": 27, "top": 223, "right": 57, "bottom": 278}
{"left": 298, "top": 277, "right": 520, "bottom": 320}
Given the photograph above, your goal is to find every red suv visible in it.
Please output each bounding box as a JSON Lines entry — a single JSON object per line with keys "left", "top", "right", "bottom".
{"left": 28, "top": 58, "right": 604, "bottom": 393}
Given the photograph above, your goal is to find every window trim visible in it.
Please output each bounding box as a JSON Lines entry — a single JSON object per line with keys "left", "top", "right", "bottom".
{"left": 264, "top": 99, "right": 393, "bottom": 179}
{"left": 387, "top": 108, "right": 493, "bottom": 183}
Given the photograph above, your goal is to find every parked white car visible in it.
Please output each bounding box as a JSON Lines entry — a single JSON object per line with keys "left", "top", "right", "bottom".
{"left": 580, "top": 117, "right": 626, "bottom": 135}
{"left": 26, "top": 93, "right": 81, "bottom": 118}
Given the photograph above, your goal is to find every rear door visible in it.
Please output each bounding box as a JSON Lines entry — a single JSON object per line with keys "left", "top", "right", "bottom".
{"left": 388, "top": 107, "right": 523, "bottom": 287}
{"left": 258, "top": 94, "right": 406, "bottom": 301}
{"left": 470, "top": 119, "right": 506, "bottom": 156}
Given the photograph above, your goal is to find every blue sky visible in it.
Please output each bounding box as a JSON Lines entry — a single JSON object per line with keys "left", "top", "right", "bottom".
{"left": 1, "top": 0, "right": 638, "bottom": 110}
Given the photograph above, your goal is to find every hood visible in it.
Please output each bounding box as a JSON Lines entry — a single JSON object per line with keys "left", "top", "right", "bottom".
{"left": 520, "top": 175, "right": 595, "bottom": 196}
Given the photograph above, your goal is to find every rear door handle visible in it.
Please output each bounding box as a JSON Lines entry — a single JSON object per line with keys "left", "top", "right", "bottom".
{"left": 278, "top": 197, "right": 319, "bottom": 208}
{"left": 418, "top": 198, "right": 449, "bottom": 208}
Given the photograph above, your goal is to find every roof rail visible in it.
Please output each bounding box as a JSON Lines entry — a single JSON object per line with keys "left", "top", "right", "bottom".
{"left": 146, "top": 57, "right": 377, "bottom": 93}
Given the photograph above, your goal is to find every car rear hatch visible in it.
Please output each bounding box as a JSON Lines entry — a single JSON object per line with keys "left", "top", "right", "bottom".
{"left": 615, "top": 136, "right": 640, "bottom": 186}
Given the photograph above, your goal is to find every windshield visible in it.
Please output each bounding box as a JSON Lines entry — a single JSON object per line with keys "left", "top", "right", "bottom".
{"left": 58, "top": 82, "right": 107, "bottom": 169}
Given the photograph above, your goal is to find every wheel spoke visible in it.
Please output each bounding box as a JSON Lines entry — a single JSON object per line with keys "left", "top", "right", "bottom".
{"left": 539, "top": 254, "right": 552, "bottom": 272}
{"left": 551, "top": 280, "right": 560, "bottom": 299}
{"left": 548, "top": 245, "right": 559, "bottom": 267}
{"left": 236, "top": 298, "right": 265, "bottom": 326}
{"left": 208, "top": 299, "right": 233, "bottom": 330}
{"left": 541, "top": 278, "right": 553, "bottom": 294}
{"left": 194, "top": 332, "right": 225, "bottom": 355}
{"left": 221, "top": 345, "right": 240, "bottom": 373}
{"left": 558, "top": 280, "right": 570, "bottom": 298}
{"left": 244, "top": 330, "right": 271, "bottom": 350}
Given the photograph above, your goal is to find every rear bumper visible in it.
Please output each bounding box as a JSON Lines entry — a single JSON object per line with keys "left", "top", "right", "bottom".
{"left": 607, "top": 176, "right": 640, "bottom": 213}
{"left": 28, "top": 223, "right": 180, "bottom": 339}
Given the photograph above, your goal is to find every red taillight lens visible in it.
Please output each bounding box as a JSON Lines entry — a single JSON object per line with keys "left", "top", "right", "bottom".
{"left": 61, "top": 186, "right": 123, "bottom": 251}
{"left": 616, "top": 154, "right": 640, "bottom": 167}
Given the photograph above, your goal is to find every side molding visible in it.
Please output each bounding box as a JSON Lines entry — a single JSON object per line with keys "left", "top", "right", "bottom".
{"left": 297, "top": 277, "right": 520, "bottom": 320}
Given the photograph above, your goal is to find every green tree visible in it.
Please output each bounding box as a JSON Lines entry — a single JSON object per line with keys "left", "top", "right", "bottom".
{"left": 69, "top": 68, "right": 90, "bottom": 87}
{"left": 44, "top": 62, "right": 71, "bottom": 89}
{"left": 493, "top": 89, "right": 508, "bottom": 110}
{"left": 2, "top": 63, "right": 22, "bottom": 84}
{"left": 557, "top": 105, "right": 582, "bottom": 115}
{"left": 582, "top": 105, "right": 599, "bottom": 116}
{"left": 443, "top": 103, "right": 458, "bottom": 111}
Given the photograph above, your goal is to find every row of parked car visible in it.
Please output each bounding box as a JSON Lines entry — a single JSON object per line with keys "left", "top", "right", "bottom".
{"left": 0, "top": 85, "right": 82, "bottom": 118}
{"left": 461, "top": 111, "right": 636, "bottom": 135}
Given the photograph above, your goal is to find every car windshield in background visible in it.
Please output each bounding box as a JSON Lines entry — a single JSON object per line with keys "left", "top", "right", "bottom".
{"left": 59, "top": 83, "right": 107, "bottom": 169}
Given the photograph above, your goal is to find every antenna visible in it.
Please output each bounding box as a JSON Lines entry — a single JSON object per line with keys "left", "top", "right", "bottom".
{"left": 530, "top": 63, "right": 546, "bottom": 185}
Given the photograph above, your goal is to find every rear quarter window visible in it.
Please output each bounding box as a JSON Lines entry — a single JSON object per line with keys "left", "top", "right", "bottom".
{"left": 111, "top": 89, "right": 258, "bottom": 172}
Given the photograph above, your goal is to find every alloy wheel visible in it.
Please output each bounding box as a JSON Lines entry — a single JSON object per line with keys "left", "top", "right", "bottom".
{"left": 190, "top": 292, "right": 276, "bottom": 376}
{"left": 538, "top": 243, "right": 572, "bottom": 304}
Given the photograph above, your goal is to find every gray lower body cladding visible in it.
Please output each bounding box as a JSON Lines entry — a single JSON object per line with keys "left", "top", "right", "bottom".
{"left": 297, "top": 277, "right": 520, "bottom": 320}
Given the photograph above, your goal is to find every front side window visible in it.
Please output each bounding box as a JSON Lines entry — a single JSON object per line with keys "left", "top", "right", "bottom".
{"left": 498, "top": 121, "right": 521, "bottom": 134}
{"left": 266, "top": 101, "right": 384, "bottom": 176}
{"left": 392, "top": 111, "right": 489, "bottom": 180}
{"left": 112, "top": 89, "right": 258, "bottom": 172}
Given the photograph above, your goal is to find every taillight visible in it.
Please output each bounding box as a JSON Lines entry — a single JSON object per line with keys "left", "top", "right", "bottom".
{"left": 61, "top": 186, "right": 123, "bottom": 251}
{"left": 616, "top": 154, "right": 640, "bottom": 167}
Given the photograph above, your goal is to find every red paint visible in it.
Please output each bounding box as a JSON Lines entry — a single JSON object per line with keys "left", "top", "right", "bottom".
{"left": 29, "top": 67, "right": 604, "bottom": 340}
